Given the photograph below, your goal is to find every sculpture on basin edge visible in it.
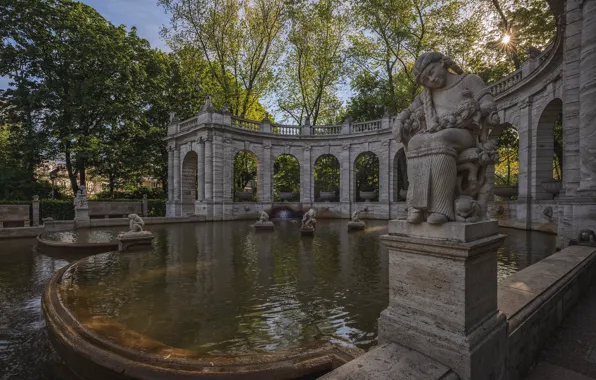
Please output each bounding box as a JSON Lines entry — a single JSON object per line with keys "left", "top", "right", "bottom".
{"left": 301, "top": 209, "right": 317, "bottom": 229}
{"left": 393, "top": 52, "right": 500, "bottom": 225}
{"left": 258, "top": 211, "right": 270, "bottom": 223}
{"left": 73, "top": 185, "right": 88, "bottom": 209}
{"left": 126, "top": 214, "right": 145, "bottom": 233}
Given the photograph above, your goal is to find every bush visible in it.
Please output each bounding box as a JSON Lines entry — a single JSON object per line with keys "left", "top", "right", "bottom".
{"left": 148, "top": 199, "right": 166, "bottom": 217}
{"left": 40, "top": 199, "right": 74, "bottom": 220}
{"left": 91, "top": 187, "right": 166, "bottom": 200}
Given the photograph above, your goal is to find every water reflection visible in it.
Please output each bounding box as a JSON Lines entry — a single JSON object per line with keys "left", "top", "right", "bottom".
{"left": 1, "top": 222, "right": 557, "bottom": 379}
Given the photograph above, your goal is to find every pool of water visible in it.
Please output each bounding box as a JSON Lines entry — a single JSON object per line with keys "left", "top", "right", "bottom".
{"left": 43, "top": 228, "right": 127, "bottom": 244}
{"left": 0, "top": 221, "right": 556, "bottom": 379}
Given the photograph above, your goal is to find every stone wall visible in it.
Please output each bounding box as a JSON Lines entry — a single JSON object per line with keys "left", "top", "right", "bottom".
{"left": 0, "top": 204, "right": 30, "bottom": 227}
{"left": 499, "top": 245, "right": 596, "bottom": 380}
{"left": 87, "top": 201, "right": 143, "bottom": 218}
{"left": 488, "top": 201, "right": 558, "bottom": 234}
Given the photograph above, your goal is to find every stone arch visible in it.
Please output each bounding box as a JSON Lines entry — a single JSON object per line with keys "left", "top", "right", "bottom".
{"left": 273, "top": 153, "right": 300, "bottom": 201}
{"left": 314, "top": 154, "right": 340, "bottom": 202}
{"left": 354, "top": 151, "right": 380, "bottom": 202}
{"left": 181, "top": 150, "right": 198, "bottom": 214}
{"left": 233, "top": 150, "right": 258, "bottom": 202}
{"left": 534, "top": 98, "right": 563, "bottom": 200}
{"left": 392, "top": 149, "right": 408, "bottom": 202}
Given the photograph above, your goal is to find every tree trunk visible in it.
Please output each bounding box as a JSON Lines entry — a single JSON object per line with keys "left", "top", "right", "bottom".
{"left": 64, "top": 147, "right": 78, "bottom": 194}
{"left": 109, "top": 175, "right": 115, "bottom": 198}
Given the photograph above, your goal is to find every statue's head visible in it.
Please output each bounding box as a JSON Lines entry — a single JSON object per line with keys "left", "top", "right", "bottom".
{"left": 414, "top": 52, "right": 463, "bottom": 89}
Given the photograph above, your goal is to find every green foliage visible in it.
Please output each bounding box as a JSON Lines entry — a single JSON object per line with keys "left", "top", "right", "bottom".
{"left": 355, "top": 152, "right": 379, "bottom": 198}
{"left": 160, "top": 0, "right": 283, "bottom": 119}
{"left": 495, "top": 125, "right": 519, "bottom": 185}
{"left": 148, "top": 199, "right": 167, "bottom": 217}
{"left": 314, "top": 155, "right": 340, "bottom": 197}
{"left": 273, "top": 154, "right": 300, "bottom": 194}
{"left": 91, "top": 187, "right": 166, "bottom": 200}
{"left": 276, "top": 0, "right": 349, "bottom": 125}
{"left": 234, "top": 151, "right": 258, "bottom": 192}
{"left": 40, "top": 199, "right": 74, "bottom": 220}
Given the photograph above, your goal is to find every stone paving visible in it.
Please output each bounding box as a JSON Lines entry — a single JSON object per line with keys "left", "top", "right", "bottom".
{"left": 526, "top": 282, "right": 596, "bottom": 380}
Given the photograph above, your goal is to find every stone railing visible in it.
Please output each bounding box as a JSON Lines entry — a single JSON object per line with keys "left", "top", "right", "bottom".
{"left": 489, "top": 41, "right": 555, "bottom": 97}
{"left": 489, "top": 70, "right": 523, "bottom": 96}
{"left": 312, "top": 125, "right": 342, "bottom": 135}
{"left": 273, "top": 124, "right": 301, "bottom": 135}
{"left": 231, "top": 116, "right": 261, "bottom": 132}
{"left": 352, "top": 119, "right": 382, "bottom": 133}
{"left": 179, "top": 116, "right": 199, "bottom": 132}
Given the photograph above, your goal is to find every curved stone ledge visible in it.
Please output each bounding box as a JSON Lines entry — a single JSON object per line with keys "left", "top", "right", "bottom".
{"left": 42, "top": 261, "right": 361, "bottom": 380}
{"left": 36, "top": 234, "right": 118, "bottom": 256}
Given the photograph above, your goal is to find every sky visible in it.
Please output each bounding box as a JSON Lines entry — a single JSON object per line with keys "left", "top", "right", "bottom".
{"left": 0, "top": 0, "right": 170, "bottom": 90}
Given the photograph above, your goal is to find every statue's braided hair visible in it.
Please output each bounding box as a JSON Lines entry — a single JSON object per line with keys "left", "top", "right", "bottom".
{"left": 413, "top": 52, "right": 464, "bottom": 131}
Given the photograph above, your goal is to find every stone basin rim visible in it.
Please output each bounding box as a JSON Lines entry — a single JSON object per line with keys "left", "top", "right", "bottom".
{"left": 36, "top": 233, "right": 119, "bottom": 255}
{"left": 42, "top": 254, "right": 360, "bottom": 379}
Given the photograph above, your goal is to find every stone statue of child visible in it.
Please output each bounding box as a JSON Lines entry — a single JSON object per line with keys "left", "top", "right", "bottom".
{"left": 393, "top": 52, "right": 500, "bottom": 225}
{"left": 301, "top": 208, "right": 317, "bottom": 229}
{"left": 351, "top": 210, "right": 362, "bottom": 223}
{"left": 127, "top": 214, "right": 145, "bottom": 232}
{"left": 258, "top": 211, "right": 269, "bottom": 223}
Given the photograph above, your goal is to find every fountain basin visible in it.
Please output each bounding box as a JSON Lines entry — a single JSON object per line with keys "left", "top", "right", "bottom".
{"left": 36, "top": 231, "right": 121, "bottom": 255}
{"left": 43, "top": 255, "right": 360, "bottom": 380}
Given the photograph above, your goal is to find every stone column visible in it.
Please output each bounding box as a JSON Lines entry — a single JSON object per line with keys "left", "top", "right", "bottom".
{"left": 197, "top": 138, "right": 205, "bottom": 202}
{"left": 578, "top": 0, "right": 596, "bottom": 194}
{"left": 142, "top": 195, "right": 148, "bottom": 217}
{"left": 379, "top": 221, "right": 507, "bottom": 380}
{"left": 173, "top": 146, "right": 181, "bottom": 202}
{"left": 516, "top": 98, "right": 532, "bottom": 202}
{"left": 167, "top": 146, "right": 174, "bottom": 201}
{"left": 32, "top": 195, "right": 40, "bottom": 226}
{"left": 260, "top": 143, "right": 272, "bottom": 203}
{"left": 340, "top": 144, "right": 351, "bottom": 203}
{"left": 301, "top": 145, "right": 312, "bottom": 203}
{"left": 204, "top": 136, "right": 213, "bottom": 201}
{"left": 378, "top": 140, "right": 390, "bottom": 203}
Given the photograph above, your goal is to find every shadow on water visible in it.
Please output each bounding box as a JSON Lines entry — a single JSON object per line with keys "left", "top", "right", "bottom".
{"left": 0, "top": 222, "right": 556, "bottom": 379}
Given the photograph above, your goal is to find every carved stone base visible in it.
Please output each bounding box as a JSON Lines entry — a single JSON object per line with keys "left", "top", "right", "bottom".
{"left": 253, "top": 221, "right": 274, "bottom": 230}
{"left": 300, "top": 227, "right": 315, "bottom": 236}
{"left": 347, "top": 221, "right": 366, "bottom": 230}
{"left": 379, "top": 220, "right": 507, "bottom": 380}
{"left": 117, "top": 231, "right": 154, "bottom": 252}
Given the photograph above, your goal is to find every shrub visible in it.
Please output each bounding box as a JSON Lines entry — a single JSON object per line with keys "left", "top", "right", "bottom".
{"left": 40, "top": 199, "right": 74, "bottom": 220}
{"left": 148, "top": 199, "right": 166, "bottom": 217}
{"left": 91, "top": 187, "right": 166, "bottom": 200}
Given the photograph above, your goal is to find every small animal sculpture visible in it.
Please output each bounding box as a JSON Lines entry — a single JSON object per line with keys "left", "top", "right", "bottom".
{"left": 351, "top": 210, "right": 362, "bottom": 223}
{"left": 454, "top": 196, "right": 481, "bottom": 222}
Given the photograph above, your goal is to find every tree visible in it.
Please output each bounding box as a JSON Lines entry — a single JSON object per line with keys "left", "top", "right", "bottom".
{"left": 276, "top": 0, "right": 350, "bottom": 125}
{"left": 160, "top": 0, "right": 284, "bottom": 119}
{"left": 495, "top": 125, "right": 519, "bottom": 185}
{"left": 0, "top": 0, "right": 164, "bottom": 194}
{"left": 273, "top": 154, "right": 300, "bottom": 194}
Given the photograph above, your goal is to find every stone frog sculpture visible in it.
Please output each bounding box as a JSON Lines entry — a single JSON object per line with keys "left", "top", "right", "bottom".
{"left": 301, "top": 209, "right": 317, "bottom": 229}
{"left": 393, "top": 52, "right": 500, "bottom": 225}
{"left": 127, "top": 213, "right": 145, "bottom": 232}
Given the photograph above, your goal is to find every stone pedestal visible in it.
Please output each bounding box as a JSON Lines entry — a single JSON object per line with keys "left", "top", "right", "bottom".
{"left": 74, "top": 207, "right": 90, "bottom": 228}
{"left": 117, "top": 231, "right": 154, "bottom": 252}
{"left": 379, "top": 220, "right": 507, "bottom": 380}
{"left": 347, "top": 221, "right": 366, "bottom": 231}
{"left": 300, "top": 227, "right": 315, "bottom": 236}
{"left": 253, "top": 221, "right": 274, "bottom": 230}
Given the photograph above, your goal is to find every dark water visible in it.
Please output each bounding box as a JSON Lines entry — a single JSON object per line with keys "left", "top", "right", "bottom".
{"left": 0, "top": 221, "right": 556, "bottom": 379}
{"left": 43, "top": 228, "right": 127, "bottom": 243}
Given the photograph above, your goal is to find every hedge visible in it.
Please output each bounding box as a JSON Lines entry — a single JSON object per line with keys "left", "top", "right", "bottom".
{"left": 40, "top": 199, "right": 75, "bottom": 221}
{"left": 148, "top": 199, "right": 166, "bottom": 217}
